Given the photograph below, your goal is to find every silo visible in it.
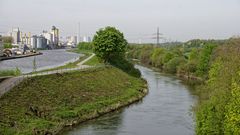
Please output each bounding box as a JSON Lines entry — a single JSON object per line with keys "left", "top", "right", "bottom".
{"left": 37, "top": 36, "right": 43, "bottom": 48}
{"left": 31, "top": 35, "right": 37, "bottom": 49}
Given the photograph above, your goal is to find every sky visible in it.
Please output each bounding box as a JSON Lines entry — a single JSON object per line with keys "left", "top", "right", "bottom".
{"left": 0, "top": 0, "right": 240, "bottom": 43}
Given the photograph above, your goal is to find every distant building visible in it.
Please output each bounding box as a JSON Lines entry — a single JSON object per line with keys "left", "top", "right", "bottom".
{"left": 83, "top": 36, "right": 91, "bottom": 42}
{"left": 51, "top": 26, "right": 59, "bottom": 48}
{"left": 88, "top": 36, "right": 91, "bottom": 42}
{"left": 66, "top": 36, "right": 77, "bottom": 47}
{"left": 31, "top": 35, "right": 37, "bottom": 49}
{"left": 20, "top": 32, "right": 31, "bottom": 47}
{"left": 36, "top": 35, "right": 47, "bottom": 49}
{"left": 42, "top": 30, "right": 53, "bottom": 45}
{"left": 11, "top": 28, "right": 21, "bottom": 44}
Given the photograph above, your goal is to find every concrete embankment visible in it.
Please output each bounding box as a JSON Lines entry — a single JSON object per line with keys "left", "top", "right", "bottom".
{"left": 0, "top": 52, "right": 42, "bottom": 61}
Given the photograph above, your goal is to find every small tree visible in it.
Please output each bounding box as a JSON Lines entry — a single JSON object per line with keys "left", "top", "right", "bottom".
{"left": 93, "top": 26, "right": 127, "bottom": 62}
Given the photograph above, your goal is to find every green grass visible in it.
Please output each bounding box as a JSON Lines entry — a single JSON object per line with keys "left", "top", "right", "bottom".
{"left": 0, "top": 66, "right": 147, "bottom": 134}
{"left": 84, "top": 55, "right": 103, "bottom": 66}
{"left": 68, "top": 48, "right": 93, "bottom": 54}
{"left": 0, "top": 68, "right": 21, "bottom": 77}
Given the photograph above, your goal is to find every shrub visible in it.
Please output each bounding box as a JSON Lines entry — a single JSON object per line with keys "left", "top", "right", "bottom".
{"left": 109, "top": 56, "right": 141, "bottom": 78}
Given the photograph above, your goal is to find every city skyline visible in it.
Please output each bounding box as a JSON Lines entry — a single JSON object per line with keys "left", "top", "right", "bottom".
{"left": 1, "top": 0, "right": 240, "bottom": 43}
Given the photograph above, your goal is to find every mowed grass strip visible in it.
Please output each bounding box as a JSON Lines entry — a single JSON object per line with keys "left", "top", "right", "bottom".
{"left": 0, "top": 66, "right": 146, "bottom": 135}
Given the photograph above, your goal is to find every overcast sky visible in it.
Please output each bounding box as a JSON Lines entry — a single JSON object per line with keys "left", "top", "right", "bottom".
{"left": 0, "top": 0, "right": 240, "bottom": 43}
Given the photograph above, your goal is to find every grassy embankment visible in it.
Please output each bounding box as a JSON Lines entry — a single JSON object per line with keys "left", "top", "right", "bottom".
{"left": 0, "top": 66, "right": 147, "bottom": 135}
{"left": 0, "top": 68, "right": 21, "bottom": 77}
{"left": 127, "top": 38, "right": 240, "bottom": 134}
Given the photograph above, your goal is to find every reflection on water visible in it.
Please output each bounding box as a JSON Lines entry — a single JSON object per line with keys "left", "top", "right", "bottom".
{"left": 63, "top": 65, "right": 197, "bottom": 135}
{"left": 0, "top": 49, "right": 82, "bottom": 73}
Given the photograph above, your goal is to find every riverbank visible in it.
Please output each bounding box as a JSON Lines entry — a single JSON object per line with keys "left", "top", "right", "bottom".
{"left": 0, "top": 66, "right": 147, "bottom": 135}
{"left": 63, "top": 65, "right": 196, "bottom": 135}
{"left": 128, "top": 38, "right": 240, "bottom": 134}
{"left": 0, "top": 52, "right": 42, "bottom": 61}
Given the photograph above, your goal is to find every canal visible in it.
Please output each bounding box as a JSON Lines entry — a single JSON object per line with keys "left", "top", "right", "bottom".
{"left": 0, "top": 49, "right": 82, "bottom": 73}
{"left": 63, "top": 65, "right": 197, "bottom": 135}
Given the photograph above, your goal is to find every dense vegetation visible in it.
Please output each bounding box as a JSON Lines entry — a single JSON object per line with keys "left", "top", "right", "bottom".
{"left": 127, "top": 38, "right": 240, "bottom": 134}
{"left": 0, "top": 66, "right": 147, "bottom": 135}
{"left": 0, "top": 36, "right": 13, "bottom": 49}
{"left": 196, "top": 38, "right": 240, "bottom": 134}
{"left": 127, "top": 39, "right": 221, "bottom": 79}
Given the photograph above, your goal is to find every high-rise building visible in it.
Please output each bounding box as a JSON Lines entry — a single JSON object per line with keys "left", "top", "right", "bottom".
{"left": 11, "top": 28, "right": 21, "bottom": 44}
{"left": 51, "top": 26, "right": 59, "bottom": 47}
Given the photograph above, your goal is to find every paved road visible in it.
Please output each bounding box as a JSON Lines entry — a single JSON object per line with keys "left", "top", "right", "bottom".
{"left": 0, "top": 53, "right": 96, "bottom": 97}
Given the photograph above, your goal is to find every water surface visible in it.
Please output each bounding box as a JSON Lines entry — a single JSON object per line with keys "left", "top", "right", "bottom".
{"left": 0, "top": 49, "right": 82, "bottom": 73}
{"left": 63, "top": 65, "right": 197, "bottom": 135}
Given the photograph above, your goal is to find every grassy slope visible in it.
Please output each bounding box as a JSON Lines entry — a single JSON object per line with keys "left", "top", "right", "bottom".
{"left": 0, "top": 68, "right": 21, "bottom": 77}
{"left": 84, "top": 55, "right": 102, "bottom": 66}
{"left": 0, "top": 66, "right": 147, "bottom": 135}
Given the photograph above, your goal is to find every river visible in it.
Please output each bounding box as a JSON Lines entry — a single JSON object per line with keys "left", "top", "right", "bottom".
{"left": 62, "top": 65, "right": 197, "bottom": 135}
{"left": 0, "top": 49, "right": 82, "bottom": 73}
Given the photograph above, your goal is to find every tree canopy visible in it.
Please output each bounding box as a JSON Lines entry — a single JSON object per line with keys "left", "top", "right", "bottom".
{"left": 92, "top": 26, "right": 127, "bottom": 62}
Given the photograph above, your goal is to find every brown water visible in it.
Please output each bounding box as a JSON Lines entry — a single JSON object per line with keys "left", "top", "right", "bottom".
{"left": 63, "top": 65, "right": 197, "bottom": 135}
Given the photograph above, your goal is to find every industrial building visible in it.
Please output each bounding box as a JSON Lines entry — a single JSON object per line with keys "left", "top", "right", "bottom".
{"left": 66, "top": 36, "right": 77, "bottom": 47}
{"left": 11, "top": 28, "right": 21, "bottom": 44}
{"left": 8, "top": 26, "right": 60, "bottom": 50}
{"left": 36, "top": 35, "right": 47, "bottom": 49}
{"left": 51, "top": 26, "right": 59, "bottom": 48}
{"left": 42, "top": 30, "right": 53, "bottom": 45}
{"left": 31, "top": 35, "right": 37, "bottom": 49}
{"left": 83, "top": 36, "right": 91, "bottom": 42}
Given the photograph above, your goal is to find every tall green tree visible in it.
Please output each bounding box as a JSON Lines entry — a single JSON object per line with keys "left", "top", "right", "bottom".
{"left": 93, "top": 26, "right": 127, "bottom": 62}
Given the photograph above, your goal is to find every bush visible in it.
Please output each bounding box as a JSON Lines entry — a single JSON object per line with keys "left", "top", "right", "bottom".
{"left": 109, "top": 56, "right": 141, "bottom": 78}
